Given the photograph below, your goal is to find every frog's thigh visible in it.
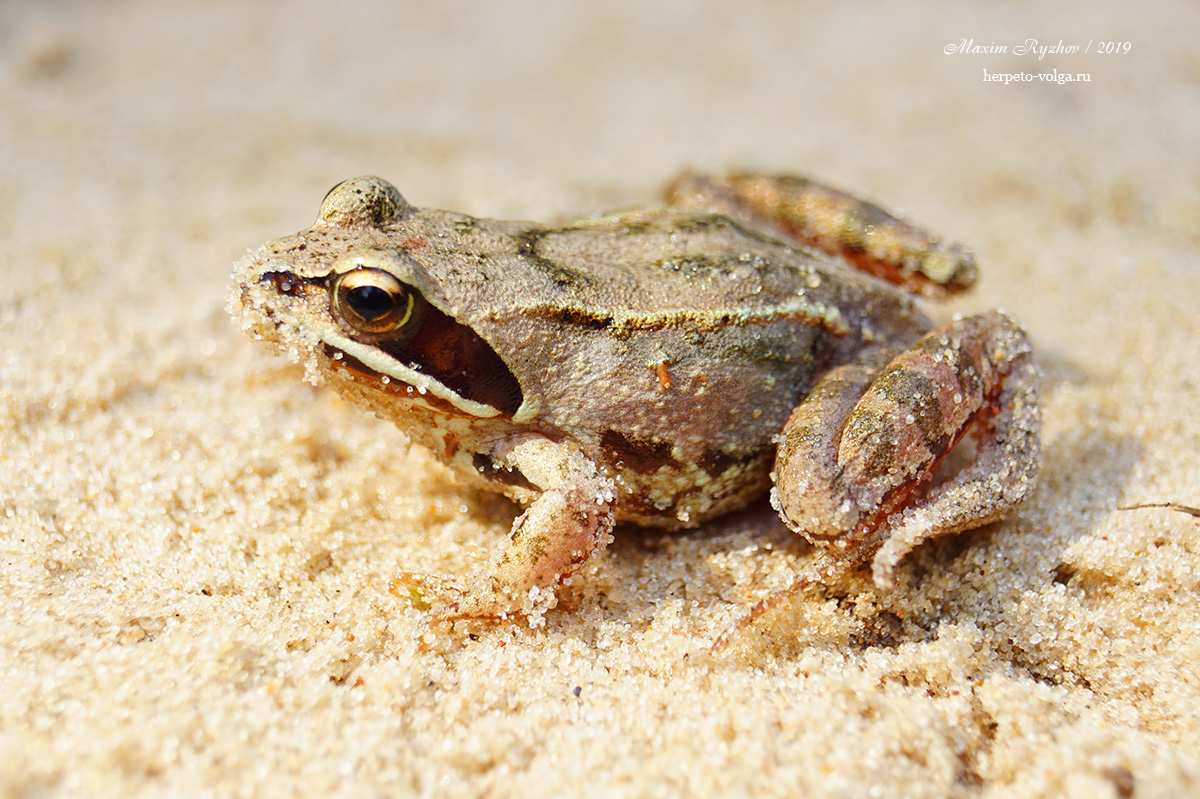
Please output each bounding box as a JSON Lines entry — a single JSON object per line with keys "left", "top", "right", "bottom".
{"left": 450, "top": 436, "right": 617, "bottom": 620}
{"left": 773, "top": 311, "right": 1040, "bottom": 584}
{"left": 769, "top": 343, "right": 898, "bottom": 539}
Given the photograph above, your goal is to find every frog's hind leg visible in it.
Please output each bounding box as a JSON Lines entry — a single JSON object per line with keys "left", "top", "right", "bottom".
{"left": 864, "top": 316, "right": 1041, "bottom": 587}
{"left": 665, "top": 172, "right": 977, "bottom": 298}
{"left": 734, "top": 311, "right": 1040, "bottom": 641}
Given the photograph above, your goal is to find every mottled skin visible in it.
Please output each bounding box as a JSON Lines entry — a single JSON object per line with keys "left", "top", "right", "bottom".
{"left": 229, "top": 173, "right": 1041, "bottom": 624}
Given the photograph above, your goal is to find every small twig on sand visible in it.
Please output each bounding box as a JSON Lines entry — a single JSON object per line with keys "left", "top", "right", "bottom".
{"left": 1118, "top": 502, "right": 1200, "bottom": 518}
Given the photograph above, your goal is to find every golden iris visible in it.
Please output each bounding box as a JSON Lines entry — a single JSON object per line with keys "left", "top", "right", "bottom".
{"left": 331, "top": 268, "right": 418, "bottom": 335}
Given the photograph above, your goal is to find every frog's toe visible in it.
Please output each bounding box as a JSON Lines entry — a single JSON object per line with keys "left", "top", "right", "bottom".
{"left": 390, "top": 571, "right": 462, "bottom": 613}
{"left": 392, "top": 571, "right": 559, "bottom": 624}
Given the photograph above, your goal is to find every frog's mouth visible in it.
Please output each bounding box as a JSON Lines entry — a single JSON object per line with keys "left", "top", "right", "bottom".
{"left": 319, "top": 343, "right": 487, "bottom": 418}
{"left": 319, "top": 336, "right": 524, "bottom": 421}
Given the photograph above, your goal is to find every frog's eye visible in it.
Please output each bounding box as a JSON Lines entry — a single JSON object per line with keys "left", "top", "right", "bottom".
{"left": 331, "top": 268, "right": 423, "bottom": 336}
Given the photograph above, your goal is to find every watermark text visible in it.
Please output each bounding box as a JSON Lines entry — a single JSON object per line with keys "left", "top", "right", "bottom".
{"left": 945, "top": 38, "right": 1131, "bottom": 59}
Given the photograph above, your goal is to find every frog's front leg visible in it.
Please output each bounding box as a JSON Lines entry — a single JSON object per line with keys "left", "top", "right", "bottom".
{"left": 423, "top": 435, "right": 617, "bottom": 622}
{"left": 772, "top": 309, "right": 1040, "bottom": 588}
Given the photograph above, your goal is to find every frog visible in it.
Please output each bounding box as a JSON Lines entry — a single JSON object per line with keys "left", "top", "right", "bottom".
{"left": 228, "top": 171, "right": 1041, "bottom": 626}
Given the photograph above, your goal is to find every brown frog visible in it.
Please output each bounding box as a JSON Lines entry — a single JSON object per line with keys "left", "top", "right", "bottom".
{"left": 228, "top": 172, "right": 1041, "bottom": 625}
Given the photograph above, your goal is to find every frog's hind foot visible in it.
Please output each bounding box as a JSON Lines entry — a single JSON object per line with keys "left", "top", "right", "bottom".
{"left": 711, "top": 554, "right": 846, "bottom": 652}
{"left": 390, "top": 571, "right": 466, "bottom": 617}
{"left": 391, "top": 571, "right": 558, "bottom": 625}
{"left": 717, "top": 312, "right": 1040, "bottom": 650}
{"left": 771, "top": 310, "right": 1042, "bottom": 588}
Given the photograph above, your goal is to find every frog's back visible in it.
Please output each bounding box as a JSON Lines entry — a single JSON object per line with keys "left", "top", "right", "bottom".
{"left": 408, "top": 207, "right": 924, "bottom": 343}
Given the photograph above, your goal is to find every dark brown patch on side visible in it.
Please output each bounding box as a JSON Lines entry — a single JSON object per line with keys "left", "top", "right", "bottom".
{"left": 601, "top": 429, "right": 675, "bottom": 473}
{"left": 699, "top": 446, "right": 756, "bottom": 480}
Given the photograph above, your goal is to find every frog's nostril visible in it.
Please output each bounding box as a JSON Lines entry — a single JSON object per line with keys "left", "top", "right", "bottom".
{"left": 258, "top": 270, "right": 301, "bottom": 295}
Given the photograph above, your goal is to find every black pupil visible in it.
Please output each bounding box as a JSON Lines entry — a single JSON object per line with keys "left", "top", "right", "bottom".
{"left": 346, "top": 285, "right": 397, "bottom": 320}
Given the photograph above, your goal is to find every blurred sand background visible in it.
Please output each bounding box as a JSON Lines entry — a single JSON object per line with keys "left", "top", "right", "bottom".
{"left": 2, "top": 1, "right": 1199, "bottom": 796}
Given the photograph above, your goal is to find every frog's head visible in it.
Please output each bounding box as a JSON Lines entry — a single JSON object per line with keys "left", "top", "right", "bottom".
{"left": 228, "top": 176, "right": 524, "bottom": 423}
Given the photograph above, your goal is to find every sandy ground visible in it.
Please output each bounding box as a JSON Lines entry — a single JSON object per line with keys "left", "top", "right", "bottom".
{"left": 3, "top": 1, "right": 1199, "bottom": 797}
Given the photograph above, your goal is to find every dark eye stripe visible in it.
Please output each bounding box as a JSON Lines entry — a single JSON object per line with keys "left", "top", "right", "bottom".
{"left": 326, "top": 267, "right": 524, "bottom": 417}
